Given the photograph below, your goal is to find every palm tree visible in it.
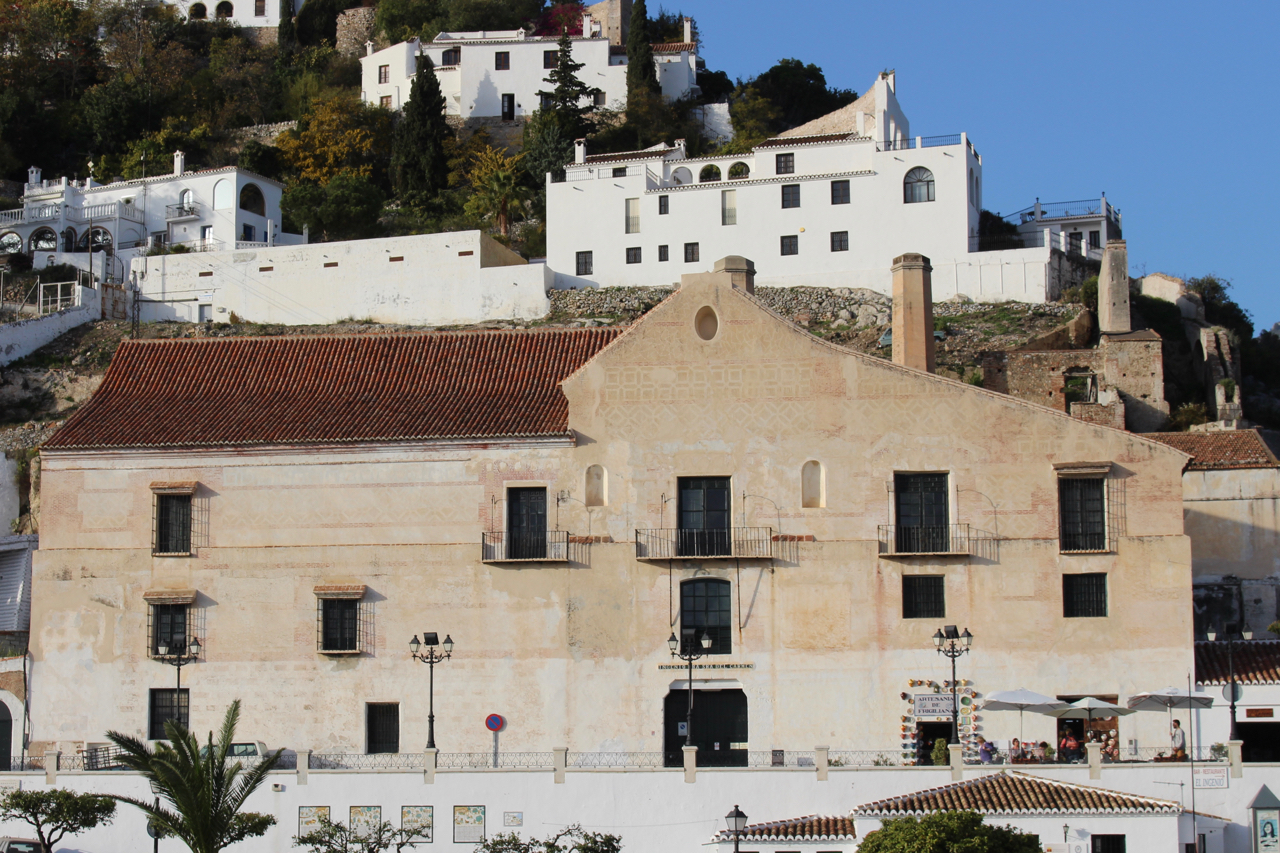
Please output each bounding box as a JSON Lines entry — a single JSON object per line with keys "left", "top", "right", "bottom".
{"left": 464, "top": 146, "right": 533, "bottom": 239}
{"left": 105, "top": 699, "right": 281, "bottom": 853}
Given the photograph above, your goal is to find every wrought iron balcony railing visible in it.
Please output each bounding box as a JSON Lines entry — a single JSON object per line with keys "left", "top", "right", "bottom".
{"left": 877, "top": 524, "right": 972, "bottom": 556}
{"left": 481, "top": 529, "right": 569, "bottom": 562}
{"left": 166, "top": 202, "right": 199, "bottom": 220}
{"left": 634, "top": 527, "right": 773, "bottom": 560}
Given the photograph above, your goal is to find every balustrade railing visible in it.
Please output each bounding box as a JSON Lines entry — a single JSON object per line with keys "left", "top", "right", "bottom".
{"left": 568, "top": 752, "right": 664, "bottom": 768}
{"left": 309, "top": 753, "right": 423, "bottom": 770}
{"left": 876, "top": 134, "right": 963, "bottom": 152}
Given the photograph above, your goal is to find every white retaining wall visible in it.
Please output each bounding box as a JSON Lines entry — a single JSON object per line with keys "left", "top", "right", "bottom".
{"left": 130, "top": 231, "right": 552, "bottom": 326}
{"left": 0, "top": 286, "right": 99, "bottom": 366}
{"left": 0, "top": 761, "right": 1272, "bottom": 852}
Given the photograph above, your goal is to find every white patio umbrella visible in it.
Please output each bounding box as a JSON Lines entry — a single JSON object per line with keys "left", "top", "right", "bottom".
{"left": 1127, "top": 687, "right": 1214, "bottom": 748}
{"left": 1043, "top": 697, "right": 1135, "bottom": 748}
{"left": 981, "top": 688, "right": 1068, "bottom": 742}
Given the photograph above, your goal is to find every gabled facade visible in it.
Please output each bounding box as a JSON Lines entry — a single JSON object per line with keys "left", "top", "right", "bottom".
{"left": 29, "top": 260, "right": 1192, "bottom": 765}
{"left": 0, "top": 155, "right": 301, "bottom": 282}
{"left": 360, "top": 19, "right": 696, "bottom": 117}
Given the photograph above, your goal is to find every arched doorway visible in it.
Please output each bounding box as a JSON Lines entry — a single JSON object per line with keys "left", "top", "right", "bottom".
{"left": 663, "top": 687, "right": 746, "bottom": 767}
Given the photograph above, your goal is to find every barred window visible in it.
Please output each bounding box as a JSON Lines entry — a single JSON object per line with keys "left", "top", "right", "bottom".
{"left": 831, "top": 179, "right": 850, "bottom": 204}
{"left": 1063, "top": 573, "right": 1107, "bottom": 618}
{"left": 576, "top": 251, "right": 593, "bottom": 276}
{"left": 903, "top": 575, "right": 945, "bottom": 619}
{"left": 681, "top": 578, "right": 731, "bottom": 655}
{"left": 626, "top": 247, "right": 642, "bottom": 264}
{"left": 149, "top": 688, "right": 188, "bottom": 740}
{"left": 780, "top": 235, "right": 798, "bottom": 256}
{"left": 658, "top": 244, "right": 669, "bottom": 262}
{"left": 1060, "top": 478, "right": 1106, "bottom": 552}
{"left": 781, "top": 184, "right": 800, "bottom": 209}
{"left": 154, "top": 493, "right": 192, "bottom": 555}
{"left": 831, "top": 231, "right": 849, "bottom": 252}
{"left": 775, "top": 153, "right": 794, "bottom": 174}
{"left": 320, "top": 599, "right": 359, "bottom": 652}
{"left": 684, "top": 242, "right": 699, "bottom": 263}
{"left": 367, "top": 703, "right": 399, "bottom": 754}
{"left": 150, "top": 603, "right": 188, "bottom": 657}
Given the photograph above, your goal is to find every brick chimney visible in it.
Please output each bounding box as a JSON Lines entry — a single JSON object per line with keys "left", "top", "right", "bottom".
{"left": 891, "top": 253, "right": 936, "bottom": 373}
{"left": 1098, "top": 240, "right": 1130, "bottom": 334}
{"left": 173, "top": 150, "right": 185, "bottom": 176}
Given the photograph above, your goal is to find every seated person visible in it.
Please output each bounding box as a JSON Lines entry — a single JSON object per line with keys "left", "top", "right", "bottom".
{"left": 1008, "top": 738, "right": 1026, "bottom": 761}
{"left": 1033, "top": 741, "right": 1048, "bottom": 761}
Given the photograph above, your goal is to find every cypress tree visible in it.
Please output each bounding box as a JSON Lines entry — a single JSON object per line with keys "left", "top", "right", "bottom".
{"left": 536, "top": 29, "right": 602, "bottom": 140}
{"left": 625, "top": 0, "right": 658, "bottom": 99}
{"left": 277, "top": 0, "right": 297, "bottom": 58}
{"left": 390, "top": 58, "right": 451, "bottom": 208}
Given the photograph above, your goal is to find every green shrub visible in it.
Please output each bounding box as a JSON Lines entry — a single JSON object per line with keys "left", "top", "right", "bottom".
{"left": 930, "top": 737, "right": 949, "bottom": 766}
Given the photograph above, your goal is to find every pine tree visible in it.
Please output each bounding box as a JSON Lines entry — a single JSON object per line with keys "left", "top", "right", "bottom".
{"left": 536, "top": 29, "right": 602, "bottom": 140}
{"left": 277, "top": 0, "right": 297, "bottom": 58}
{"left": 390, "top": 58, "right": 451, "bottom": 209}
{"left": 625, "top": 0, "right": 658, "bottom": 100}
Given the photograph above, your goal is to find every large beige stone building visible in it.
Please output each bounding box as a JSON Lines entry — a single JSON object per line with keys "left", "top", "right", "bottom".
{"left": 27, "top": 260, "right": 1195, "bottom": 765}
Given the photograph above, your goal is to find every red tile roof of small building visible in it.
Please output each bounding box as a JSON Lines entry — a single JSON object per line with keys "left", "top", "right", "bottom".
{"left": 1146, "top": 429, "right": 1280, "bottom": 470}
{"left": 45, "top": 329, "right": 621, "bottom": 450}
{"left": 583, "top": 148, "right": 674, "bottom": 164}
{"left": 651, "top": 41, "right": 695, "bottom": 53}
{"left": 711, "top": 815, "right": 856, "bottom": 842}
{"left": 852, "top": 771, "right": 1179, "bottom": 816}
{"left": 1196, "top": 639, "right": 1280, "bottom": 685}
{"left": 756, "top": 132, "right": 858, "bottom": 148}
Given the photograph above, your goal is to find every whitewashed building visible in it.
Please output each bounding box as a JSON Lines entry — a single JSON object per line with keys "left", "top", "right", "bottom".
{"left": 166, "top": 0, "right": 302, "bottom": 31}
{"left": 545, "top": 72, "right": 1106, "bottom": 303}
{"left": 0, "top": 153, "right": 301, "bottom": 282}
{"left": 360, "top": 17, "right": 697, "bottom": 116}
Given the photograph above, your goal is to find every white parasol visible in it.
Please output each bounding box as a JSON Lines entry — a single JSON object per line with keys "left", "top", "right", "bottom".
{"left": 981, "top": 688, "right": 1068, "bottom": 742}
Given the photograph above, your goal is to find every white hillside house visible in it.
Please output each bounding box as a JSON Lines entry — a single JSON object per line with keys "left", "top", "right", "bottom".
{"left": 166, "top": 0, "right": 302, "bottom": 30}
{"left": 360, "top": 15, "right": 697, "bottom": 116}
{"left": 0, "top": 153, "right": 302, "bottom": 282}
{"left": 546, "top": 72, "right": 1114, "bottom": 303}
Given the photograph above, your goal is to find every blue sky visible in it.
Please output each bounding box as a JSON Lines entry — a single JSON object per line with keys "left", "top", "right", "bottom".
{"left": 676, "top": 0, "right": 1280, "bottom": 330}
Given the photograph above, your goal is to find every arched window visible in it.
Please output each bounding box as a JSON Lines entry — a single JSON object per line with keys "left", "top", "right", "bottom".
{"left": 29, "top": 228, "right": 57, "bottom": 252}
{"left": 670, "top": 167, "right": 692, "bottom": 185}
{"left": 698, "top": 164, "right": 721, "bottom": 183}
{"left": 239, "top": 183, "right": 265, "bottom": 216}
{"left": 188, "top": 2, "right": 207, "bottom": 18}
{"left": 680, "top": 578, "right": 731, "bottom": 655}
{"left": 801, "top": 460, "right": 825, "bottom": 508}
{"left": 61, "top": 228, "right": 76, "bottom": 252}
{"left": 215, "top": 0, "right": 233, "bottom": 17}
{"left": 903, "top": 167, "right": 935, "bottom": 204}
{"left": 76, "top": 227, "right": 113, "bottom": 253}
{"left": 585, "top": 465, "right": 607, "bottom": 507}
{"left": 0, "top": 232, "right": 21, "bottom": 254}
{"left": 728, "top": 162, "right": 749, "bottom": 179}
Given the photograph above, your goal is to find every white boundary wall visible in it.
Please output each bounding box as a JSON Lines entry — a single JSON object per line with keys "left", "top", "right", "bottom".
{"left": 0, "top": 285, "right": 99, "bottom": 366}
{"left": 130, "top": 231, "right": 552, "bottom": 326}
{"left": 0, "top": 762, "right": 1272, "bottom": 852}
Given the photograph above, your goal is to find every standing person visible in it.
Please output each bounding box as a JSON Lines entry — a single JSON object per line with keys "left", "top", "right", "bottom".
{"left": 1171, "top": 718, "right": 1187, "bottom": 760}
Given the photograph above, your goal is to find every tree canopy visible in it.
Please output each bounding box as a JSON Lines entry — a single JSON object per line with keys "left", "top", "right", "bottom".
{"left": 857, "top": 811, "right": 1042, "bottom": 853}
{"left": 625, "top": 0, "right": 658, "bottom": 99}
{"left": 0, "top": 789, "right": 116, "bottom": 853}
{"left": 391, "top": 59, "right": 451, "bottom": 207}
{"left": 536, "top": 28, "right": 601, "bottom": 140}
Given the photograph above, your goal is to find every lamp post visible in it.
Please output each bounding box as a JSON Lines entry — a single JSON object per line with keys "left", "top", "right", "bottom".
{"left": 1206, "top": 627, "right": 1253, "bottom": 742}
{"left": 148, "top": 779, "right": 164, "bottom": 853}
{"left": 155, "top": 635, "right": 200, "bottom": 730}
{"left": 725, "top": 805, "right": 747, "bottom": 853}
{"left": 409, "top": 633, "right": 453, "bottom": 750}
{"left": 932, "top": 625, "right": 972, "bottom": 746}
{"left": 668, "top": 630, "right": 712, "bottom": 749}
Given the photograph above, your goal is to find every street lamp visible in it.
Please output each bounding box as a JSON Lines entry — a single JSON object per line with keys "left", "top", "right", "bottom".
{"left": 155, "top": 635, "right": 200, "bottom": 730}
{"left": 933, "top": 625, "right": 972, "bottom": 746}
{"left": 668, "top": 630, "right": 713, "bottom": 749}
{"left": 1206, "top": 626, "right": 1253, "bottom": 742}
{"left": 725, "top": 805, "right": 748, "bottom": 853}
{"left": 409, "top": 633, "right": 453, "bottom": 750}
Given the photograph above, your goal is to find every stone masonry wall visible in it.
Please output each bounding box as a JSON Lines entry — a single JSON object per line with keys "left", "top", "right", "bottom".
{"left": 336, "top": 6, "right": 377, "bottom": 57}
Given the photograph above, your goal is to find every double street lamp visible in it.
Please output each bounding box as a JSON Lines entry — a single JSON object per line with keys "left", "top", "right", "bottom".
{"left": 668, "top": 630, "right": 712, "bottom": 749}
{"left": 1206, "top": 627, "right": 1253, "bottom": 741}
{"left": 933, "top": 625, "right": 973, "bottom": 746}
{"left": 409, "top": 632, "right": 453, "bottom": 750}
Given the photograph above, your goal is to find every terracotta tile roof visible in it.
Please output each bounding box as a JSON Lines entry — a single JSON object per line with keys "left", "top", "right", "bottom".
{"left": 583, "top": 148, "right": 673, "bottom": 165}
{"left": 711, "top": 815, "right": 855, "bottom": 842}
{"left": 45, "top": 329, "right": 621, "bottom": 450}
{"left": 651, "top": 41, "right": 695, "bottom": 53}
{"left": 852, "top": 771, "right": 1180, "bottom": 816}
{"left": 757, "top": 132, "right": 857, "bottom": 148}
{"left": 1196, "top": 639, "right": 1280, "bottom": 685}
{"left": 1146, "top": 429, "right": 1280, "bottom": 470}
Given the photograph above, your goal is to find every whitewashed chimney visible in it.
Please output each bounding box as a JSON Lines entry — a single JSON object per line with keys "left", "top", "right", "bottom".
{"left": 365, "top": 40, "right": 374, "bottom": 56}
{"left": 582, "top": 13, "right": 591, "bottom": 36}
{"left": 27, "top": 166, "right": 41, "bottom": 186}
{"left": 574, "top": 139, "right": 586, "bottom": 164}
{"left": 173, "top": 150, "right": 185, "bottom": 176}
{"left": 683, "top": 17, "right": 692, "bottom": 43}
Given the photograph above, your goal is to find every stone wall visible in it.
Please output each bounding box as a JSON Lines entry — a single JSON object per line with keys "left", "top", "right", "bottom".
{"left": 448, "top": 115, "right": 530, "bottom": 151}
{"left": 1070, "top": 401, "right": 1126, "bottom": 429}
{"left": 336, "top": 6, "right": 377, "bottom": 57}
{"left": 231, "top": 121, "right": 297, "bottom": 146}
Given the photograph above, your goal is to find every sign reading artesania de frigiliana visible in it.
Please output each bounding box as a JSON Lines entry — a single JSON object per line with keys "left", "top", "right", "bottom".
{"left": 913, "top": 694, "right": 957, "bottom": 719}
